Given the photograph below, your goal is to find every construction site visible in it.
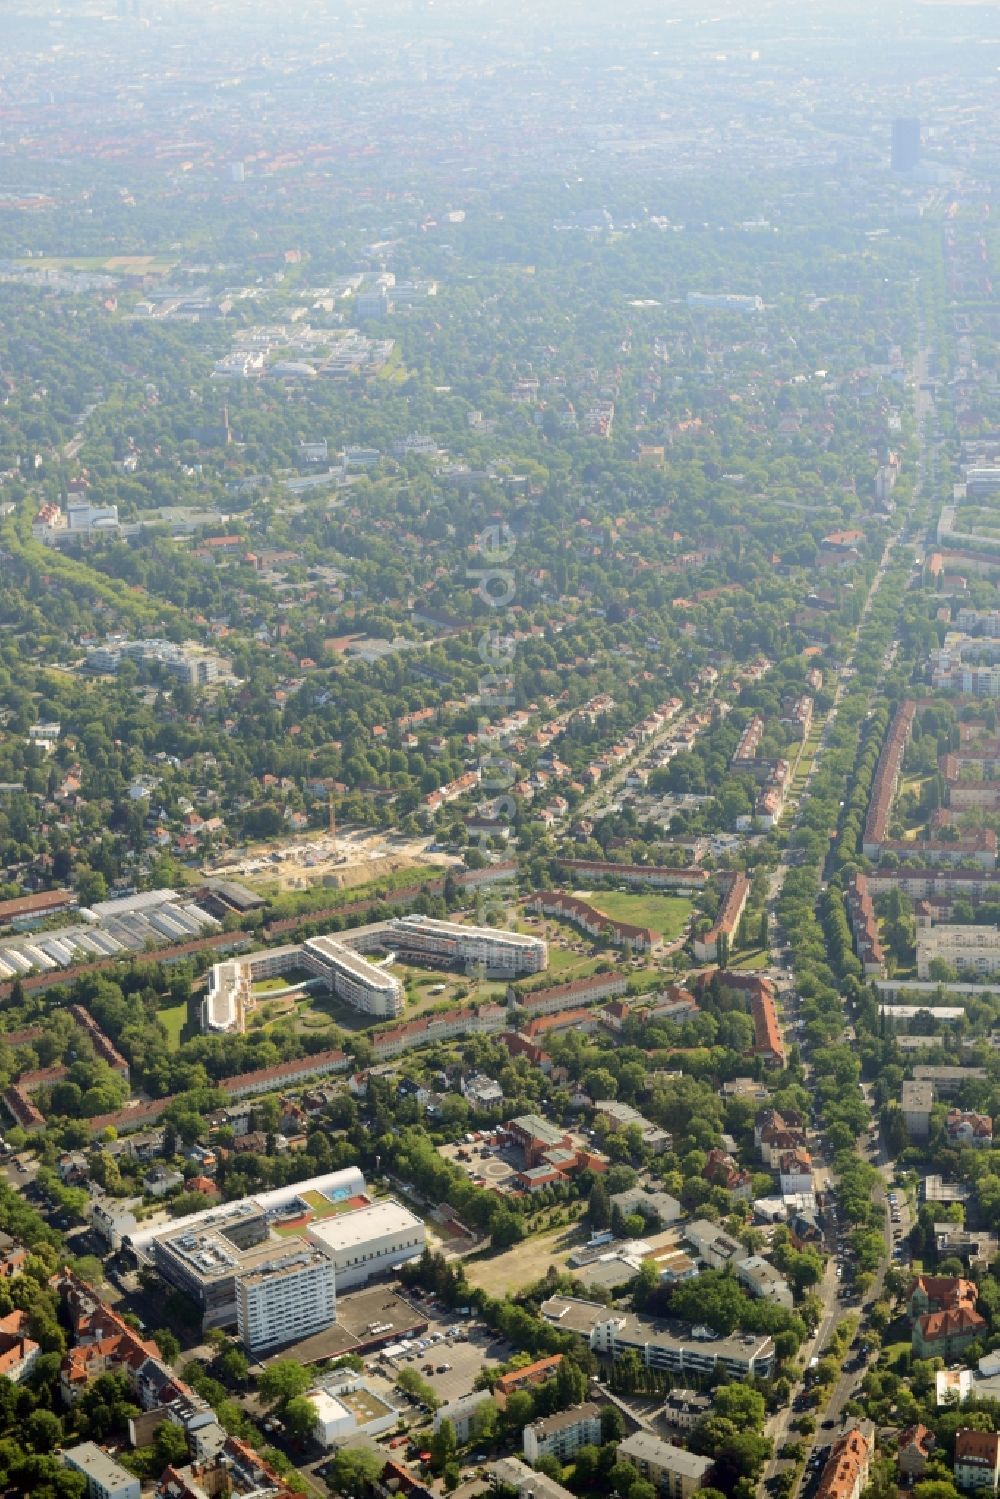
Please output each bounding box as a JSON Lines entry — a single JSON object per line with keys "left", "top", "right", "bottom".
{"left": 201, "top": 822, "right": 458, "bottom": 895}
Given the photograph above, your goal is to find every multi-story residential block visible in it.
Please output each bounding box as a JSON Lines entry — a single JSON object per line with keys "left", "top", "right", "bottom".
{"left": 557, "top": 860, "right": 707, "bottom": 892}
{"left": 735, "top": 1256, "right": 794, "bottom": 1309}
{"left": 304, "top": 935, "right": 405, "bottom": 1016}
{"left": 815, "top": 1429, "right": 871, "bottom": 1499}
{"left": 236, "top": 1245, "right": 336, "bottom": 1354}
{"left": 684, "top": 1220, "right": 746, "bottom": 1270}
{"left": 516, "top": 973, "right": 627, "bottom": 1017}
{"left": 863, "top": 700, "right": 916, "bottom": 859}
{"left": 918, "top": 924, "right": 1000, "bottom": 979}
{"left": 954, "top": 1429, "right": 1000, "bottom": 1490}
{"left": 913, "top": 1305, "right": 986, "bottom": 1360}
{"left": 610, "top": 1188, "right": 682, "bottom": 1227}
{"left": 203, "top": 935, "right": 405, "bottom": 1034}
{"left": 539, "top": 1295, "right": 774, "bottom": 1380}
{"left": 489, "top": 1458, "right": 577, "bottom": 1499}
{"left": 63, "top": 1444, "right": 140, "bottom": 1499}
{"left": 692, "top": 873, "right": 749, "bottom": 963}
{"left": 907, "top": 1275, "right": 978, "bottom": 1322}
{"left": 389, "top": 915, "right": 546, "bottom": 976}
{"left": 593, "top": 1100, "right": 671, "bottom": 1153}
{"left": 526, "top": 891, "right": 658, "bottom": 951}
{"left": 901, "top": 1080, "right": 934, "bottom": 1140}
{"left": 617, "top": 1433, "right": 714, "bottom": 1499}
{"left": 433, "top": 1392, "right": 495, "bottom": 1445}
{"left": 523, "top": 1403, "right": 605, "bottom": 1465}
{"left": 912, "top": 1065, "right": 988, "bottom": 1097}
{"left": 845, "top": 874, "right": 885, "bottom": 977}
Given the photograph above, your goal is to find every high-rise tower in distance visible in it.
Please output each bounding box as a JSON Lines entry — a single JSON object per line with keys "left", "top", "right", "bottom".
{"left": 891, "top": 118, "right": 920, "bottom": 173}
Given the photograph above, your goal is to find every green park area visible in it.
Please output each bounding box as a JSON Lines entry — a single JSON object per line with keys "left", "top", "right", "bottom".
{"left": 572, "top": 890, "right": 694, "bottom": 941}
{"left": 725, "top": 947, "right": 771, "bottom": 973}
{"left": 251, "top": 968, "right": 313, "bottom": 997}
{"left": 158, "top": 1001, "right": 189, "bottom": 1051}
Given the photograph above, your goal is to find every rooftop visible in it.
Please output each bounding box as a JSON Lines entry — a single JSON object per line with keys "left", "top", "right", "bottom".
{"left": 307, "top": 1198, "right": 422, "bottom": 1255}
{"left": 618, "top": 1432, "right": 714, "bottom": 1479}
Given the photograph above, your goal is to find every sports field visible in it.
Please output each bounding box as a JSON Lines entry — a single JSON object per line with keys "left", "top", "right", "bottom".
{"left": 300, "top": 1189, "right": 340, "bottom": 1217}
{"left": 272, "top": 1189, "right": 370, "bottom": 1237}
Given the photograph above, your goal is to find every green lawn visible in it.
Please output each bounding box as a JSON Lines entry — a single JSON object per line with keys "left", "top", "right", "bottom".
{"left": 573, "top": 890, "right": 694, "bottom": 941}
{"left": 159, "top": 1001, "right": 188, "bottom": 1050}
{"left": 727, "top": 947, "right": 770, "bottom": 972}
{"left": 546, "top": 945, "right": 603, "bottom": 977}
{"left": 251, "top": 968, "right": 312, "bottom": 995}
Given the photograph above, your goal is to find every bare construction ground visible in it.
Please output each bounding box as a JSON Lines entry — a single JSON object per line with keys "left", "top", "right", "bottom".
{"left": 203, "top": 826, "right": 458, "bottom": 893}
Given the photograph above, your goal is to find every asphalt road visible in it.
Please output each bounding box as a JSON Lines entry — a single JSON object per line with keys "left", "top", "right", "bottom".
{"left": 761, "top": 342, "right": 934, "bottom": 1496}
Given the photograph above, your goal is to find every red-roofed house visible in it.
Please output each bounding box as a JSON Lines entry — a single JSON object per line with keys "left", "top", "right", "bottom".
{"left": 0, "top": 1310, "right": 39, "bottom": 1382}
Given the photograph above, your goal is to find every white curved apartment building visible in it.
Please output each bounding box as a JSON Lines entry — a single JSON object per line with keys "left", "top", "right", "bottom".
{"left": 202, "top": 936, "right": 403, "bottom": 1034}
{"left": 202, "top": 943, "right": 305, "bottom": 1033}
{"left": 302, "top": 936, "right": 404, "bottom": 1018}
{"left": 390, "top": 915, "right": 547, "bottom": 977}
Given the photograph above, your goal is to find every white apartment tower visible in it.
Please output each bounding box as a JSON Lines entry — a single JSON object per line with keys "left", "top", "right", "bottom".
{"left": 236, "top": 1247, "right": 336, "bottom": 1353}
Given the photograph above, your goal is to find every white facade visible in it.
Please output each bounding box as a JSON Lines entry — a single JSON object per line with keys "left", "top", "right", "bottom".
{"left": 390, "top": 915, "right": 547, "bottom": 976}
{"left": 687, "top": 292, "right": 762, "bottom": 313}
{"left": 304, "top": 935, "right": 405, "bottom": 1016}
{"left": 917, "top": 925, "right": 1000, "bottom": 980}
{"left": 128, "top": 1168, "right": 366, "bottom": 1254}
{"left": 63, "top": 1444, "right": 140, "bottom": 1499}
{"left": 684, "top": 1219, "right": 745, "bottom": 1269}
{"left": 308, "top": 1198, "right": 425, "bottom": 1289}
{"left": 735, "top": 1256, "right": 794, "bottom": 1309}
{"left": 523, "top": 1404, "right": 604, "bottom": 1465}
{"left": 309, "top": 1374, "right": 398, "bottom": 1447}
{"left": 202, "top": 937, "right": 403, "bottom": 1035}
{"left": 236, "top": 1246, "right": 336, "bottom": 1353}
{"left": 88, "top": 1197, "right": 138, "bottom": 1250}
{"left": 433, "top": 1392, "right": 495, "bottom": 1445}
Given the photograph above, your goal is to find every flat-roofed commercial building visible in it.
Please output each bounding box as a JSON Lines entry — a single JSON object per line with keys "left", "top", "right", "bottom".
{"left": 308, "top": 1372, "right": 399, "bottom": 1447}
{"left": 308, "top": 1198, "right": 425, "bottom": 1290}
{"left": 128, "top": 1168, "right": 366, "bottom": 1256}
{"left": 152, "top": 1202, "right": 272, "bottom": 1329}
{"left": 236, "top": 1245, "right": 335, "bottom": 1353}
{"left": 142, "top": 1170, "right": 368, "bottom": 1342}
{"left": 389, "top": 915, "right": 547, "bottom": 977}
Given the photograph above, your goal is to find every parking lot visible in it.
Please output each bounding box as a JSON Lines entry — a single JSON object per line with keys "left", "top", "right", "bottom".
{"left": 438, "top": 1136, "right": 517, "bottom": 1190}
{"left": 374, "top": 1295, "right": 509, "bottom": 1406}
